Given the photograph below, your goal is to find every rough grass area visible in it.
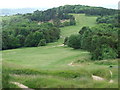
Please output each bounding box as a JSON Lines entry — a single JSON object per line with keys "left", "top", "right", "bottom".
{"left": 94, "top": 59, "right": 118, "bottom": 65}
{"left": 3, "top": 62, "right": 118, "bottom": 88}
{"left": 2, "top": 14, "right": 118, "bottom": 88}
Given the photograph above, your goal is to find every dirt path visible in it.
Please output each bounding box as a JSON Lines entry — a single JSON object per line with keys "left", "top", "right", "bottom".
{"left": 92, "top": 70, "right": 114, "bottom": 83}
{"left": 68, "top": 61, "right": 74, "bottom": 66}
{"left": 52, "top": 44, "right": 64, "bottom": 47}
{"left": 11, "top": 82, "right": 34, "bottom": 90}
{"left": 109, "top": 70, "right": 112, "bottom": 77}
{"left": 109, "top": 70, "right": 114, "bottom": 83}
{"left": 92, "top": 75, "right": 105, "bottom": 81}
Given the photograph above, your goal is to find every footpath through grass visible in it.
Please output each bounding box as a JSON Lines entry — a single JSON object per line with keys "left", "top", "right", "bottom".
{"left": 2, "top": 14, "right": 118, "bottom": 88}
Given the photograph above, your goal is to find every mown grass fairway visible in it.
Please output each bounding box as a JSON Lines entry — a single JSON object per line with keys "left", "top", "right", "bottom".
{"left": 61, "top": 14, "right": 97, "bottom": 37}
{"left": 3, "top": 46, "right": 90, "bottom": 70}
{"left": 2, "top": 14, "right": 118, "bottom": 88}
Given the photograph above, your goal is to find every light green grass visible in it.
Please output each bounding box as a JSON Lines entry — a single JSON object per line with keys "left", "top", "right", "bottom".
{"left": 2, "top": 14, "right": 97, "bottom": 70}
{"left": 61, "top": 14, "right": 97, "bottom": 37}
{"left": 2, "top": 14, "right": 118, "bottom": 88}
{"left": 3, "top": 46, "right": 90, "bottom": 70}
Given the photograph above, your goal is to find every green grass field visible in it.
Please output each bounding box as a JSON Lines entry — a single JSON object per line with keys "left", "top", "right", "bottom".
{"left": 2, "top": 14, "right": 118, "bottom": 88}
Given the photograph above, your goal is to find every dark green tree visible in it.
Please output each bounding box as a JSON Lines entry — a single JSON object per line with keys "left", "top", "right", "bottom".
{"left": 38, "top": 39, "right": 46, "bottom": 46}
{"left": 68, "top": 34, "right": 81, "bottom": 49}
{"left": 53, "top": 18, "right": 61, "bottom": 27}
{"left": 69, "top": 16, "right": 76, "bottom": 25}
{"left": 64, "top": 37, "right": 69, "bottom": 45}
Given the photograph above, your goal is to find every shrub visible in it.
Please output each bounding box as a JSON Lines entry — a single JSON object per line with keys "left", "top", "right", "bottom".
{"left": 63, "top": 37, "right": 69, "bottom": 45}
{"left": 91, "top": 45, "right": 118, "bottom": 60}
{"left": 38, "top": 39, "right": 46, "bottom": 46}
{"left": 63, "top": 21, "right": 70, "bottom": 26}
{"left": 101, "top": 45, "right": 118, "bottom": 59}
{"left": 68, "top": 34, "right": 81, "bottom": 49}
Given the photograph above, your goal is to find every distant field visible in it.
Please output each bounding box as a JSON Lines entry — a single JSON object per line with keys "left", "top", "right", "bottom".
{"left": 60, "top": 14, "right": 97, "bottom": 37}
{"left": 2, "top": 14, "right": 118, "bottom": 88}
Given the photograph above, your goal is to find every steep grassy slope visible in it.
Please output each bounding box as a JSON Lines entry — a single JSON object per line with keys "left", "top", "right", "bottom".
{"left": 2, "top": 14, "right": 118, "bottom": 88}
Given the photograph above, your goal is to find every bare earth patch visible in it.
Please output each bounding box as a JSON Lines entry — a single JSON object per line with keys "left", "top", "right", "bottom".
{"left": 68, "top": 61, "right": 74, "bottom": 66}
{"left": 109, "top": 70, "right": 114, "bottom": 83}
{"left": 52, "top": 44, "right": 64, "bottom": 47}
{"left": 11, "top": 82, "right": 34, "bottom": 90}
{"left": 92, "top": 75, "right": 105, "bottom": 81}
{"left": 92, "top": 70, "right": 114, "bottom": 83}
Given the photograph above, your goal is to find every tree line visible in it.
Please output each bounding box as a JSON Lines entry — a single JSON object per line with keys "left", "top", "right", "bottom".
{"left": 96, "top": 14, "right": 118, "bottom": 27}
{"left": 23, "top": 5, "right": 117, "bottom": 23}
{"left": 2, "top": 16, "right": 60, "bottom": 50}
{"left": 65, "top": 24, "right": 118, "bottom": 60}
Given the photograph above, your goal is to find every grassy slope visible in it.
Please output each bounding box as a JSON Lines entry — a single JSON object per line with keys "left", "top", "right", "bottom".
{"left": 2, "top": 14, "right": 118, "bottom": 88}
{"left": 3, "top": 14, "right": 96, "bottom": 70}
{"left": 3, "top": 46, "right": 90, "bottom": 70}
{"left": 61, "top": 14, "right": 97, "bottom": 37}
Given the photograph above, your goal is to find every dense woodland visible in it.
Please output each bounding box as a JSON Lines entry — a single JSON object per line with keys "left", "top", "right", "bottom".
{"left": 2, "top": 5, "right": 119, "bottom": 60}
{"left": 2, "top": 17, "right": 61, "bottom": 50}
{"left": 23, "top": 5, "right": 117, "bottom": 22}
